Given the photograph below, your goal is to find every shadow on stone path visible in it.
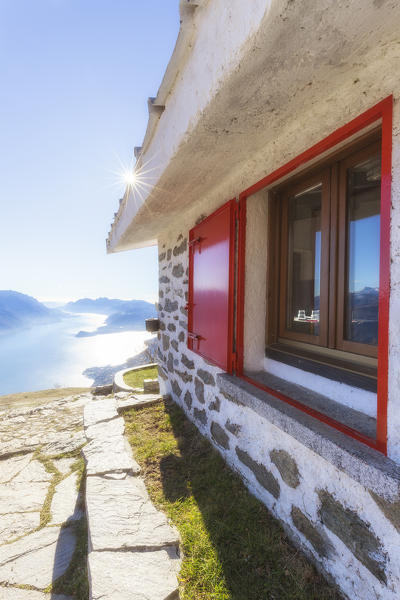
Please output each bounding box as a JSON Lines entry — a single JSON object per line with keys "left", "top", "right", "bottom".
{"left": 50, "top": 473, "right": 87, "bottom": 599}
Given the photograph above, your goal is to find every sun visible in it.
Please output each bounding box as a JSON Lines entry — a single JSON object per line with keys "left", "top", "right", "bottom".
{"left": 123, "top": 171, "right": 137, "bottom": 186}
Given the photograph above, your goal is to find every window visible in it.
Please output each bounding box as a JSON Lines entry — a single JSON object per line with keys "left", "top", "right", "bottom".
{"left": 270, "top": 136, "right": 381, "bottom": 370}
{"left": 236, "top": 97, "right": 392, "bottom": 453}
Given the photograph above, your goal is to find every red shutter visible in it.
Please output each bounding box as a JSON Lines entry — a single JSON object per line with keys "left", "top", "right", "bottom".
{"left": 187, "top": 199, "right": 236, "bottom": 372}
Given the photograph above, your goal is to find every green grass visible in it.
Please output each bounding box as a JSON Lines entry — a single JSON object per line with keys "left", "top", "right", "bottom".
{"left": 123, "top": 365, "right": 158, "bottom": 389}
{"left": 35, "top": 452, "right": 63, "bottom": 528}
{"left": 124, "top": 399, "right": 342, "bottom": 600}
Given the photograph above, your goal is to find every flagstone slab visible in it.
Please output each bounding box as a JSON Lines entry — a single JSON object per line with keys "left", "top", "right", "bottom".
{"left": 0, "top": 511, "right": 40, "bottom": 544}
{"left": 86, "top": 475, "right": 179, "bottom": 551}
{"left": 0, "top": 442, "right": 38, "bottom": 459}
{"left": 88, "top": 548, "right": 180, "bottom": 600}
{"left": 13, "top": 459, "right": 52, "bottom": 483}
{"left": 0, "top": 588, "right": 73, "bottom": 600}
{"left": 85, "top": 416, "right": 125, "bottom": 441}
{"left": 53, "top": 457, "right": 75, "bottom": 475}
{"left": 0, "top": 480, "right": 50, "bottom": 514}
{"left": 84, "top": 399, "right": 118, "bottom": 428}
{"left": 44, "top": 430, "right": 86, "bottom": 455}
{"left": 0, "top": 525, "right": 76, "bottom": 588}
{"left": 50, "top": 472, "right": 83, "bottom": 525}
{"left": 117, "top": 394, "right": 163, "bottom": 411}
{"left": 82, "top": 432, "right": 140, "bottom": 476}
{"left": 0, "top": 453, "right": 34, "bottom": 483}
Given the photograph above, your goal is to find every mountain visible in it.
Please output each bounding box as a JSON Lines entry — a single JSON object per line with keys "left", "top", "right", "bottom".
{"left": 64, "top": 297, "right": 155, "bottom": 316}
{"left": 347, "top": 287, "right": 379, "bottom": 345}
{"left": 65, "top": 297, "right": 157, "bottom": 337}
{"left": 0, "top": 291, "right": 60, "bottom": 332}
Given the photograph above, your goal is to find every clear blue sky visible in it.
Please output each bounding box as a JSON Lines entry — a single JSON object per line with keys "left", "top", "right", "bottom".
{"left": 0, "top": 0, "right": 179, "bottom": 302}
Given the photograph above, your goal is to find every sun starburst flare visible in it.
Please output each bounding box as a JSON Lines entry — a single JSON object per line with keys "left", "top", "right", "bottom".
{"left": 107, "top": 151, "right": 173, "bottom": 223}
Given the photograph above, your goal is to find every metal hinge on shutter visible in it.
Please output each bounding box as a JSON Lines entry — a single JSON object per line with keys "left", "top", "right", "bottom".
{"left": 189, "top": 236, "right": 203, "bottom": 247}
{"left": 188, "top": 331, "right": 201, "bottom": 351}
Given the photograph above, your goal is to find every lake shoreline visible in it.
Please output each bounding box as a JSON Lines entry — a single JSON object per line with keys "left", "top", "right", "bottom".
{"left": 0, "top": 312, "right": 155, "bottom": 395}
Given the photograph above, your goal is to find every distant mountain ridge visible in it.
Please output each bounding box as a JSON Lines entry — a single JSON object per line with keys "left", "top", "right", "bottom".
{"left": 0, "top": 291, "right": 59, "bottom": 331}
{"left": 64, "top": 297, "right": 155, "bottom": 315}
{"left": 64, "top": 297, "right": 157, "bottom": 336}
{"left": 0, "top": 292, "right": 157, "bottom": 336}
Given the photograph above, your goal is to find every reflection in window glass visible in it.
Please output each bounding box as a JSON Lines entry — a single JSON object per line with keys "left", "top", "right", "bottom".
{"left": 287, "top": 184, "right": 322, "bottom": 336}
{"left": 345, "top": 154, "right": 381, "bottom": 346}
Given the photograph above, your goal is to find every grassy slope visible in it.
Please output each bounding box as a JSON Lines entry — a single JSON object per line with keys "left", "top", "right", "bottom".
{"left": 0, "top": 387, "right": 90, "bottom": 411}
{"left": 124, "top": 398, "right": 342, "bottom": 600}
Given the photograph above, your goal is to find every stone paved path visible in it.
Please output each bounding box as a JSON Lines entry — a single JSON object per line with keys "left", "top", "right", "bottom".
{"left": 0, "top": 391, "right": 92, "bottom": 599}
{"left": 83, "top": 392, "right": 181, "bottom": 600}
{"left": 0, "top": 388, "right": 180, "bottom": 599}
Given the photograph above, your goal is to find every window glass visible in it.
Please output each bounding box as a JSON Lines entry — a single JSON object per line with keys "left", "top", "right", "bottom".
{"left": 287, "top": 184, "right": 322, "bottom": 336}
{"left": 345, "top": 154, "right": 381, "bottom": 345}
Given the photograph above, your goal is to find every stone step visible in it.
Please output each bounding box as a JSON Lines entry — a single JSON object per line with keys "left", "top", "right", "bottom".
{"left": 82, "top": 432, "right": 141, "bottom": 477}
{"left": 84, "top": 398, "right": 118, "bottom": 428}
{"left": 88, "top": 547, "right": 181, "bottom": 600}
{"left": 85, "top": 415, "right": 125, "bottom": 441}
{"left": 117, "top": 393, "right": 163, "bottom": 411}
{"left": 86, "top": 475, "right": 180, "bottom": 551}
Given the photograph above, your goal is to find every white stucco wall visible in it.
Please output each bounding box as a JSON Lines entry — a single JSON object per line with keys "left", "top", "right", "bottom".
{"left": 243, "top": 189, "right": 269, "bottom": 373}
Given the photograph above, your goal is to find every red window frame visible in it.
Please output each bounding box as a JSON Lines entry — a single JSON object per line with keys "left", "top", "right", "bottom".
{"left": 236, "top": 96, "right": 393, "bottom": 455}
{"left": 187, "top": 198, "right": 236, "bottom": 372}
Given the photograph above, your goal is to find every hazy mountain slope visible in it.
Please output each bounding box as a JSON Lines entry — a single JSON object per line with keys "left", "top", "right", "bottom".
{"left": 66, "top": 297, "right": 157, "bottom": 336}
{"left": 0, "top": 291, "right": 57, "bottom": 331}
{"left": 64, "top": 297, "right": 155, "bottom": 316}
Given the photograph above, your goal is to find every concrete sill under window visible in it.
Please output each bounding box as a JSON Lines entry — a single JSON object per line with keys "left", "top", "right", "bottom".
{"left": 217, "top": 372, "right": 400, "bottom": 500}
{"left": 265, "top": 344, "right": 377, "bottom": 393}
{"left": 247, "top": 370, "right": 376, "bottom": 439}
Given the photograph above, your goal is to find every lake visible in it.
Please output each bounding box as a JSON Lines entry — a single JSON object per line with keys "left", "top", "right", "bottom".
{"left": 0, "top": 312, "right": 153, "bottom": 395}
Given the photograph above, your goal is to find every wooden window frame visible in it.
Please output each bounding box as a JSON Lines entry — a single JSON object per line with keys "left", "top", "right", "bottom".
{"left": 336, "top": 141, "right": 381, "bottom": 358}
{"left": 272, "top": 138, "right": 380, "bottom": 361}
{"left": 235, "top": 96, "right": 393, "bottom": 454}
{"left": 278, "top": 169, "right": 331, "bottom": 348}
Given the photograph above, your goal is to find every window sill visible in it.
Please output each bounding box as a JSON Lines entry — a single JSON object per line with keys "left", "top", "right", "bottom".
{"left": 247, "top": 369, "right": 376, "bottom": 439}
{"left": 217, "top": 372, "right": 400, "bottom": 500}
{"left": 266, "top": 344, "right": 377, "bottom": 393}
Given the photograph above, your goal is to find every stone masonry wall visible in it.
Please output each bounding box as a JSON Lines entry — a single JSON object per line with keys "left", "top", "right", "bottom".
{"left": 157, "top": 227, "right": 400, "bottom": 600}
